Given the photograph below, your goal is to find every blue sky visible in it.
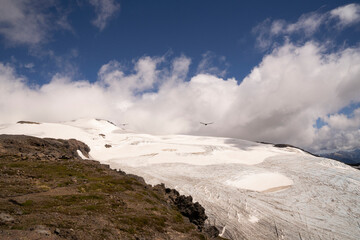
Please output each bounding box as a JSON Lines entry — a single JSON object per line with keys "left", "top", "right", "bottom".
{"left": 2, "top": 0, "right": 358, "bottom": 83}
{"left": 0, "top": 0, "right": 359, "bottom": 153}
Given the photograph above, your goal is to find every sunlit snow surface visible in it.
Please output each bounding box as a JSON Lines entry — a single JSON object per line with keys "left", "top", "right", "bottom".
{"left": 1, "top": 119, "right": 360, "bottom": 240}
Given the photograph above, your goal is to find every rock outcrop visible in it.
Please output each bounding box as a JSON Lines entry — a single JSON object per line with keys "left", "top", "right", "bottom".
{"left": 154, "top": 184, "right": 220, "bottom": 238}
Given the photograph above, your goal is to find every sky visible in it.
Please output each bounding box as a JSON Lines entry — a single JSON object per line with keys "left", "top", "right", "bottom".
{"left": 0, "top": 0, "right": 359, "bottom": 153}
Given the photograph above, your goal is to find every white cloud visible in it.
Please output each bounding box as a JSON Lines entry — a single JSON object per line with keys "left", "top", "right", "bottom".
{"left": 24, "top": 63, "right": 35, "bottom": 69}
{"left": 226, "top": 42, "right": 360, "bottom": 149}
{"left": 89, "top": 0, "right": 120, "bottom": 31}
{"left": 284, "top": 12, "right": 325, "bottom": 35}
{"left": 0, "top": 0, "right": 72, "bottom": 46}
{"left": 0, "top": 42, "right": 360, "bottom": 152}
{"left": 98, "top": 56, "right": 162, "bottom": 94}
{"left": 196, "top": 52, "right": 228, "bottom": 77}
{"left": 313, "top": 109, "right": 360, "bottom": 152}
{"left": 267, "top": 12, "right": 325, "bottom": 37}
{"left": 253, "top": 3, "right": 360, "bottom": 50}
{"left": 330, "top": 3, "right": 360, "bottom": 27}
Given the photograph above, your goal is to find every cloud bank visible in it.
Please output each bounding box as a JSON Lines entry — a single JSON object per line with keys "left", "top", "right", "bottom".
{"left": 1, "top": 40, "right": 360, "bottom": 152}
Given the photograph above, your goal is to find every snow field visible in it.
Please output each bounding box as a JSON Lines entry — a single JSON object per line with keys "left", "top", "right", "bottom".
{"left": 1, "top": 118, "right": 359, "bottom": 240}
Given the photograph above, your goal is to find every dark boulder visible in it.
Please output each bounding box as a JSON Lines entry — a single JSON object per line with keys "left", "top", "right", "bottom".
{"left": 154, "top": 184, "right": 207, "bottom": 230}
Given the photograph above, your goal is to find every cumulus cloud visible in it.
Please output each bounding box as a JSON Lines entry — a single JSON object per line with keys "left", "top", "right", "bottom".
{"left": 253, "top": 3, "right": 360, "bottom": 50}
{"left": 224, "top": 42, "right": 360, "bottom": 150}
{"left": 0, "top": 0, "right": 72, "bottom": 46}
{"left": 313, "top": 108, "right": 360, "bottom": 152}
{"left": 330, "top": 3, "right": 360, "bottom": 27}
{"left": 89, "top": 0, "right": 120, "bottom": 31}
{"left": 324, "top": 109, "right": 360, "bottom": 131}
{"left": 1, "top": 41, "right": 360, "bottom": 152}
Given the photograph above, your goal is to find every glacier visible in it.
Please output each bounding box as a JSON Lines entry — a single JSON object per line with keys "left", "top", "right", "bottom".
{"left": 1, "top": 118, "right": 359, "bottom": 240}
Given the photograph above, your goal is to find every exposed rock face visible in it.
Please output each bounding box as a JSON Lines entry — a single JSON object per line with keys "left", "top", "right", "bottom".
{"left": 0, "top": 134, "right": 90, "bottom": 159}
{"left": 0, "top": 135, "right": 222, "bottom": 240}
{"left": 154, "top": 184, "right": 220, "bottom": 238}
{"left": 154, "top": 184, "right": 207, "bottom": 229}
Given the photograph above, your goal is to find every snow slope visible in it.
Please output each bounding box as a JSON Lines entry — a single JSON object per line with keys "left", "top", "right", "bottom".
{"left": 1, "top": 119, "right": 359, "bottom": 240}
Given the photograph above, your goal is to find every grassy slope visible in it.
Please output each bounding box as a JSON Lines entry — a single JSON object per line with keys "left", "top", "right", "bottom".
{"left": 0, "top": 135, "right": 218, "bottom": 240}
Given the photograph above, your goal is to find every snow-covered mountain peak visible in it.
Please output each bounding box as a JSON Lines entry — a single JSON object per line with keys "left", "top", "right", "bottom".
{"left": 65, "top": 118, "right": 120, "bottom": 133}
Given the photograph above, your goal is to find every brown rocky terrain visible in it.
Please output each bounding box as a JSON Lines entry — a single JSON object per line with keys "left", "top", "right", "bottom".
{"left": 0, "top": 135, "right": 223, "bottom": 240}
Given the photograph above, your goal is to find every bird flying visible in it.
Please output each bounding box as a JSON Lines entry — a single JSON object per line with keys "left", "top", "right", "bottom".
{"left": 200, "top": 122, "right": 214, "bottom": 126}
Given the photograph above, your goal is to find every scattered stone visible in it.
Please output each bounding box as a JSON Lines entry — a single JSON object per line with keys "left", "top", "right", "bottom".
{"left": 0, "top": 213, "right": 14, "bottom": 223}
{"left": 105, "top": 144, "right": 112, "bottom": 148}
{"left": 17, "top": 121, "right": 40, "bottom": 125}
{"left": 33, "top": 225, "right": 51, "bottom": 236}
{"left": 8, "top": 199, "right": 22, "bottom": 206}
{"left": 71, "top": 177, "right": 78, "bottom": 183}
{"left": 13, "top": 209, "right": 23, "bottom": 215}
{"left": 204, "top": 225, "right": 220, "bottom": 238}
{"left": 54, "top": 228, "right": 61, "bottom": 235}
{"left": 99, "top": 134, "right": 106, "bottom": 138}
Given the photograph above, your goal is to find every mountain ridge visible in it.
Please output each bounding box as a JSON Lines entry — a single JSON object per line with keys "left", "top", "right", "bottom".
{"left": 319, "top": 149, "right": 360, "bottom": 166}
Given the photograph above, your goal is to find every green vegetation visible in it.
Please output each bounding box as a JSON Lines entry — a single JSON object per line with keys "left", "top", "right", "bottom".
{"left": 0, "top": 135, "right": 213, "bottom": 239}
